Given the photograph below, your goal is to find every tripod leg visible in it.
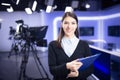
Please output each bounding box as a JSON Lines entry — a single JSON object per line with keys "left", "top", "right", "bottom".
{"left": 19, "top": 44, "right": 29, "bottom": 80}
{"left": 31, "top": 44, "right": 50, "bottom": 80}
{"left": 34, "top": 53, "right": 50, "bottom": 79}
{"left": 8, "top": 48, "right": 13, "bottom": 58}
{"left": 8, "top": 43, "right": 15, "bottom": 58}
{"left": 30, "top": 44, "right": 44, "bottom": 78}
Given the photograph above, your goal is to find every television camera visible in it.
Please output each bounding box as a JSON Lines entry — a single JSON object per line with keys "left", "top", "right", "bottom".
{"left": 14, "top": 20, "right": 48, "bottom": 46}
{"left": 8, "top": 19, "right": 49, "bottom": 80}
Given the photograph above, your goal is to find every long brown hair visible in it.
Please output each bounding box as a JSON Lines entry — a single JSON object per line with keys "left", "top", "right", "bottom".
{"left": 56, "top": 12, "right": 79, "bottom": 47}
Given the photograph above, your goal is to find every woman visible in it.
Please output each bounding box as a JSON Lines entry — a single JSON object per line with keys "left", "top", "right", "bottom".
{"left": 48, "top": 12, "right": 93, "bottom": 80}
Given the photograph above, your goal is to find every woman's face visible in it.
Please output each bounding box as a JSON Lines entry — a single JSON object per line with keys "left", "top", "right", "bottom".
{"left": 62, "top": 16, "right": 77, "bottom": 38}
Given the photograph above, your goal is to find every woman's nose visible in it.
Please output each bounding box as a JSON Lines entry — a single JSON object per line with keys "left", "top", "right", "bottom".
{"left": 67, "top": 23, "right": 71, "bottom": 28}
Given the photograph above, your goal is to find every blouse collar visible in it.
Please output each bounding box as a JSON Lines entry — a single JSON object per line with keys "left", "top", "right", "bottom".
{"left": 62, "top": 35, "right": 79, "bottom": 44}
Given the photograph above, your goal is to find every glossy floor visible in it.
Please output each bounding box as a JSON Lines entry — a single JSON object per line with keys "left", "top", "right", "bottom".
{"left": 0, "top": 50, "right": 53, "bottom": 80}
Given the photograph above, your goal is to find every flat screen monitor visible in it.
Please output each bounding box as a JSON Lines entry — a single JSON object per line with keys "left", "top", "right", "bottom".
{"left": 108, "top": 25, "right": 120, "bottom": 37}
{"left": 79, "top": 27, "right": 94, "bottom": 36}
{"left": 29, "top": 26, "right": 48, "bottom": 40}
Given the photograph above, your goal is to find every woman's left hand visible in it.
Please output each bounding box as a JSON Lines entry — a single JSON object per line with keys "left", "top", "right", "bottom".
{"left": 67, "top": 70, "right": 79, "bottom": 78}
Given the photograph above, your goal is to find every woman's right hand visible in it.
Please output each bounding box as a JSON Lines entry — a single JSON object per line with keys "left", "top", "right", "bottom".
{"left": 66, "top": 59, "right": 83, "bottom": 72}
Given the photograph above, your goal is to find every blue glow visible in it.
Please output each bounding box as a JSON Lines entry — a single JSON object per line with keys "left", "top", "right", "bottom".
{"left": 0, "top": 19, "right": 2, "bottom": 22}
{"left": 94, "top": 62, "right": 110, "bottom": 75}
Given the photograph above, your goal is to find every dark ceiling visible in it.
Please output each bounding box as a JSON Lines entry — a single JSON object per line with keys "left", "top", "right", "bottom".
{"left": 0, "top": 0, "right": 120, "bottom": 12}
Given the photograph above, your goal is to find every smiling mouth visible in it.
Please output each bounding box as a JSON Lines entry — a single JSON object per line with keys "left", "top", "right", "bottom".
{"left": 66, "top": 28, "right": 73, "bottom": 32}
{"left": 66, "top": 29, "right": 71, "bottom": 32}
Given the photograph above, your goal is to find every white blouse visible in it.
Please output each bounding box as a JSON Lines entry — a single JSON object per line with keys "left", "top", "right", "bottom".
{"left": 61, "top": 36, "right": 79, "bottom": 57}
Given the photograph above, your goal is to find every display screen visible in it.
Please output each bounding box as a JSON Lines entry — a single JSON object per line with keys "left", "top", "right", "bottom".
{"left": 108, "top": 25, "right": 120, "bottom": 37}
{"left": 79, "top": 27, "right": 94, "bottom": 36}
{"left": 29, "top": 26, "right": 48, "bottom": 40}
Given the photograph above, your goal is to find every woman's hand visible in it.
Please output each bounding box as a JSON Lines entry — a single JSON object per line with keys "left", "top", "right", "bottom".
{"left": 66, "top": 59, "right": 83, "bottom": 77}
{"left": 66, "top": 59, "right": 83, "bottom": 71}
{"left": 67, "top": 70, "right": 79, "bottom": 78}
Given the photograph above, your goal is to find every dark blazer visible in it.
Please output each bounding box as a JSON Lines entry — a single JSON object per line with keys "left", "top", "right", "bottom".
{"left": 48, "top": 40, "right": 93, "bottom": 80}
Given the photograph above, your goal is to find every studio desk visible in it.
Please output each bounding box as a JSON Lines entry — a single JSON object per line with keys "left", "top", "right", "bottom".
{"left": 89, "top": 44, "right": 120, "bottom": 80}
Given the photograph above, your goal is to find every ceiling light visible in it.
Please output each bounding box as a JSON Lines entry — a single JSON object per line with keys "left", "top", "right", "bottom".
{"left": 7, "top": 6, "right": 14, "bottom": 12}
{"left": 85, "top": 3, "right": 90, "bottom": 9}
{"left": 53, "top": 5, "right": 57, "bottom": 9}
{"left": 65, "top": 6, "right": 73, "bottom": 13}
{"left": 32, "top": 0, "right": 37, "bottom": 11}
{"left": 1, "top": 3, "right": 10, "bottom": 6}
{"left": 16, "top": 0, "right": 20, "bottom": 5}
{"left": 25, "top": 8, "right": 32, "bottom": 14}
{"left": 46, "top": 6, "right": 53, "bottom": 13}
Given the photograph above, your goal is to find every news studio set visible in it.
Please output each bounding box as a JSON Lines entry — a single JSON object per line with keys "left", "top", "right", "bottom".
{"left": 0, "top": 0, "right": 120, "bottom": 80}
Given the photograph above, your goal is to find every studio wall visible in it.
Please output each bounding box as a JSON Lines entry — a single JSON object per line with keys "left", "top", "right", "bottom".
{"left": 0, "top": 5, "right": 120, "bottom": 52}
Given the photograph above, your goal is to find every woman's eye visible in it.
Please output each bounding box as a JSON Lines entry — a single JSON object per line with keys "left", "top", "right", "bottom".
{"left": 64, "top": 22, "right": 68, "bottom": 24}
{"left": 72, "top": 22, "right": 75, "bottom": 24}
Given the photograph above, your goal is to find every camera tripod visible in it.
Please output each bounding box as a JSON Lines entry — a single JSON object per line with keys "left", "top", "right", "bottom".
{"left": 8, "top": 34, "right": 50, "bottom": 80}
{"left": 18, "top": 38, "right": 50, "bottom": 80}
